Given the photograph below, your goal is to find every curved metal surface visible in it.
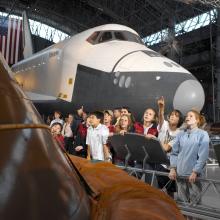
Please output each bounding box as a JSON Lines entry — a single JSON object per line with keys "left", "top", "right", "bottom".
{"left": 70, "top": 155, "right": 185, "bottom": 220}
{"left": 0, "top": 60, "right": 90, "bottom": 220}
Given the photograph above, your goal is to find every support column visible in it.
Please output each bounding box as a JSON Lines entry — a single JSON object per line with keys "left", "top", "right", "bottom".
{"left": 215, "top": 10, "right": 220, "bottom": 120}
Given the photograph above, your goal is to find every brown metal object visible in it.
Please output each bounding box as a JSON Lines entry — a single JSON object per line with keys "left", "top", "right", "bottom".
{"left": 0, "top": 60, "right": 90, "bottom": 220}
{"left": 70, "top": 156, "right": 185, "bottom": 220}
{"left": 0, "top": 58, "right": 184, "bottom": 220}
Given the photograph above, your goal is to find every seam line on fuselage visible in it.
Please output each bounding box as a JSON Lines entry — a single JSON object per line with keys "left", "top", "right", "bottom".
{"left": 111, "top": 50, "right": 148, "bottom": 73}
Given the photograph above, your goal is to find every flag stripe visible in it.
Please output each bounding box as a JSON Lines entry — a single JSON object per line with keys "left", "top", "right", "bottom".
{"left": 15, "top": 19, "right": 21, "bottom": 63}
{"left": 9, "top": 18, "right": 14, "bottom": 64}
{"left": 6, "top": 17, "right": 11, "bottom": 63}
{"left": 0, "top": 17, "right": 23, "bottom": 65}
{"left": 10, "top": 18, "right": 17, "bottom": 64}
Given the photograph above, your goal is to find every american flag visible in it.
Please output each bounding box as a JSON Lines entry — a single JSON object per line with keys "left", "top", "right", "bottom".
{"left": 0, "top": 17, "right": 23, "bottom": 66}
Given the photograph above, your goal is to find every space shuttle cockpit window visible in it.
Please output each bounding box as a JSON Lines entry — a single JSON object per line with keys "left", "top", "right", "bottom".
{"left": 98, "top": 32, "right": 113, "bottom": 43}
{"left": 113, "top": 31, "right": 144, "bottom": 45}
{"left": 123, "top": 31, "right": 144, "bottom": 45}
{"left": 87, "top": 30, "right": 144, "bottom": 45}
{"left": 114, "top": 32, "right": 126, "bottom": 41}
{"left": 86, "top": 31, "right": 100, "bottom": 44}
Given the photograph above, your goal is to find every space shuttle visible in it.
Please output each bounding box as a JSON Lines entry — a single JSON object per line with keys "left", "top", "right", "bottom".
{"left": 11, "top": 13, "right": 205, "bottom": 117}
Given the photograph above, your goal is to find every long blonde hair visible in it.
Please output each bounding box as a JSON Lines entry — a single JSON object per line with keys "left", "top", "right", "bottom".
{"left": 115, "top": 114, "right": 133, "bottom": 133}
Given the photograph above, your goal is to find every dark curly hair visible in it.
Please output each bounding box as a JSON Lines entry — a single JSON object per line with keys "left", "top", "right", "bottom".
{"left": 168, "top": 109, "right": 184, "bottom": 128}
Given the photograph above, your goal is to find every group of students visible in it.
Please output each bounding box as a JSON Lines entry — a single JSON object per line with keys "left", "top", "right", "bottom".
{"left": 48, "top": 97, "right": 210, "bottom": 201}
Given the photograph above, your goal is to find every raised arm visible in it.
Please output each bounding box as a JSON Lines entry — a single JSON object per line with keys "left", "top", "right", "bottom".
{"left": 157, "top": 96, "right": 165, "bottom": 129}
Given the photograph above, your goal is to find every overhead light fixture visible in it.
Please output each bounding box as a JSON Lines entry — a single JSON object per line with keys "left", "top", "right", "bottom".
{"left": 98, "top": 7, "right": 103, "bottom": 11}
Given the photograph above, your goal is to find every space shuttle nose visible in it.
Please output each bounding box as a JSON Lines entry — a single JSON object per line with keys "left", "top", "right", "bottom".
{"left": 173, "top": 79, "right": 205, "bottom": 115}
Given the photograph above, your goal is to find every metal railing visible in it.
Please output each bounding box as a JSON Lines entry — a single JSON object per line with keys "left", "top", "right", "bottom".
{"left": 115, "top": 164, "right": 220, "bottom": 220}
{"left": 109, "top": 133, "right": 220, "bottom": 220}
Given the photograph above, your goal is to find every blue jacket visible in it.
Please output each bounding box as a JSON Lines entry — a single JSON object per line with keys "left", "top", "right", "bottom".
{"left": 170, "top": 128, "right": 209, "bottom": 176}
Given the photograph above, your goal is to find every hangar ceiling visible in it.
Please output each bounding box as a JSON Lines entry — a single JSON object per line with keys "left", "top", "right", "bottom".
{"left": 0, "top": 0, "right": 214, "bottom": 37}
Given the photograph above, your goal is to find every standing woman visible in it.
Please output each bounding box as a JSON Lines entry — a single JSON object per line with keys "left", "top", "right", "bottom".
{"left": 142, "top": 108, "right": 158, "bottom": 138}
{"left": 73, "top": 116, "right": 91, "bottom": 158}
{"left": 157, "top": 96, "right": 183, "bottom": 152}
{"left": 51, "top": 122, "right": 65, "bottom": 150}
{"left": 115, "top": 114, "right": 134, "bottom": 135}
{"left": 114, "top": 114, "right": 134, "bottom": 165}
{"left": 169, "top": 110, "right": 209, "bottom": 202}
{"left": 62, "top": 114, "right": 74, "bottom": 153}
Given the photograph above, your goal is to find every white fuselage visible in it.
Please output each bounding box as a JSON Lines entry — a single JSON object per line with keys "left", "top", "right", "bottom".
{"left": 12, "top": 24, "right": 204, "bottom": 116}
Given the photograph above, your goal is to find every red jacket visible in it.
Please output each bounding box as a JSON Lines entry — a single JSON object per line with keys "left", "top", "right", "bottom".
{"left": 107, "top": 125, "right": 115, "bottom": 133}
{"left": 133, "top": 122, "right": 144, "bottom": 134}
{"left": 54, "top": 134, "right": 65, "bottom": 150}
{"left": 77, "top": 123, "right": 88, "bottom": 139}
{"left": 133, "top": 122, "right": 158, "bottom": 137}
{"left": 145, "top": 123, "right": 158, "bottom": 137}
